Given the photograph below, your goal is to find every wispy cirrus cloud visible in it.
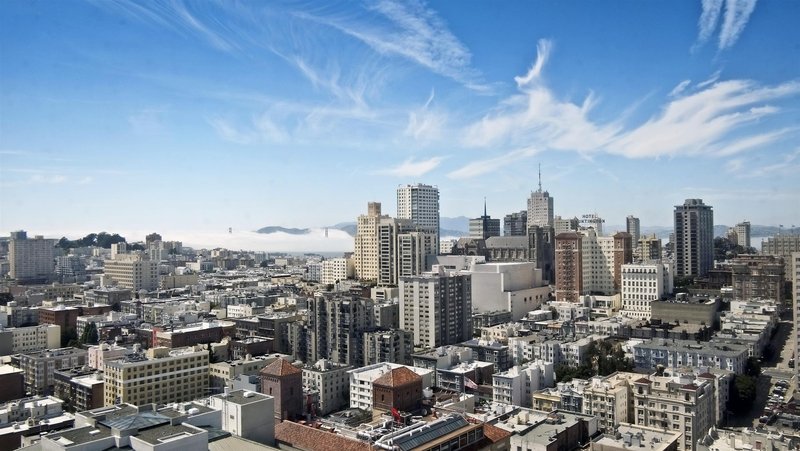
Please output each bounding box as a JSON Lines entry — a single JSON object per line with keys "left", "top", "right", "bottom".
{"left": 375, "top": 156, "right": 445, "bottom": 177}
{"left": 405, "top": 89, "right": 447, "bottom": 142}
{"left": 694, "top": 0, "right": 758, "bottom": 51}
{"left": 456, "top": 39, "right": 799, "bottom": 174}
{"left": 727, "top": 148, "right": 800, "bottom": 178}
{"left": 299, "top": 0, "right": 487, "bottom": 91}
{"left": 208, "top": 114, "right": 289, "bottom": 145}
{"left": 448, "top": 147, "right": 538, "bottom": 179}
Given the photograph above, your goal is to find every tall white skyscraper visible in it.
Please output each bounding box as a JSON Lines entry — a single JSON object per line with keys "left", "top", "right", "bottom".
{"left": 527, "top": 166, "right": 554, "bottom": 228}
{"left": 674, "top": 199, "right": 714, "bottom": 278}
{"left": 396, "top": 184, "right": 439, "bottom": 242}
{"left": 793, "top": 252, "right": 800, "bottom": 383}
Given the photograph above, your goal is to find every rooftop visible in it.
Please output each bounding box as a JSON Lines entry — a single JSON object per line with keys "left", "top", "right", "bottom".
{"left": 213, "top": 389, "right": 270, "bottom": 405}
{"left": 374, "top": 367, "right": 422, "bottom": 388}
{"left": 260, "top": 357, "right": 301, "bottom": 377}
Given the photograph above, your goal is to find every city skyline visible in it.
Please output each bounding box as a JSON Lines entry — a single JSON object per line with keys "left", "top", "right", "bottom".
{"left": 2, "top": 0, "right": 799, "bottom": 237}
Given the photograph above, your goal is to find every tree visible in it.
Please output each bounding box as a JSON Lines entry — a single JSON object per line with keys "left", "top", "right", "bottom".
{"left": 0, "top": 292, "right": 13, "bottom": 305}
{"left": 745, "top": 357, "right": 762, "bottom": 377}
{"left": 80, "top": 322, "right": 99, "bottom": 345}
{"left": 730, "top": 375, "right": 757, "bottom": 415}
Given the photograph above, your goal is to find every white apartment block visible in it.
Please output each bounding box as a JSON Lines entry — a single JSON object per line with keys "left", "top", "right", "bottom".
{"left": 87, "top": 343, "right": 134, "bottom": 370}
{"left": 209, "top": 389, "right": 275, "bottom": 446}
{"left": 582, "top": 372, "right": 640, "bottom": 432}
{"left": 581, "top": 228, "right": 617, "bottom": 295}
{"left": 733, "top": 221, "right": 751, "bottom": 248}
{"left": 0, "top": 324, "right": 61, "bottom": 354}
{"left": 400, "top": 269, "right": 472, "bottom": 349}
{"left": 396, "top": 183, "right": 440, "bottom": 240}
{"left": 9, "top": 231, "right": 56, "bottom": 282}
{"left": 439, "top": 239, "right": 456, "bottom": 255}
{"left": 103, "top": 345, "right": 209, "bottom": 406}
{"left": 632, "top": 373, "right": 716, "bottom": 451}
{"left": 103, "top": 254, "right": 158, "bottom": 292}
{"left": 620, "top": 262, "right": 674, "bottom": 320}
{"left": 302, "top": 359, "right": 351, "bottom": 415}
{"left": 632, "top": 340, "right": 748, "bottom": 374}
{"left": 321, "top": 258, "right": 353, "bottom": 285}
{"left": 637, "top": 234, "right": 663, "bottom": 262}
{"left": 347, "top": 362, "right": 433, "bottom": 411}
{"left": 492, "top": 360, "right": 554, "bottom": 407}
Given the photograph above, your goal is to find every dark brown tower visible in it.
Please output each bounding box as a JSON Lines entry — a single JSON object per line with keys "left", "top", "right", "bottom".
{"left": 260, "top": 358, "right": 303, "bottom": 420}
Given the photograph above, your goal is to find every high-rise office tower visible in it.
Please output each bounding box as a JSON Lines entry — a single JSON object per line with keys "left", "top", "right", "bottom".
{"left": 469, "top": 200, "right": 501, "bottom": 239}
{"left": 734, "top": 221, "right": 751, "bottom": 248}
{"left": 626, "top": 215, "right": 641, "bottom": 244}
{"left": 503, "top": 211, "right": 528, "bottom": 236}
{"left": 527, "top": 165, "right": 554, "bottom": 228}
{"left": 674, "top": 199, "right": 714, "bottom": 278}
{"left": 397, "top": 183, "right": 439, "bottom": 243}
{"left": 9, "top": 231, "right": 56, "bottom": 284}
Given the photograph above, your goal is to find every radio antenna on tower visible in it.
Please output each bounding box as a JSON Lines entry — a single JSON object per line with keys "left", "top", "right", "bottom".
{"left": 538, "top": 163, "right": 542, "bottom": 192}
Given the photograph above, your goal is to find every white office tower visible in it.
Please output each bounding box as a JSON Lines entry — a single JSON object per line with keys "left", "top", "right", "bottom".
{"left": 527, "top": 166, "right": 554, "bottom": 228}
{"left": 397, "top": 183, "right": 440, "bottom": 244}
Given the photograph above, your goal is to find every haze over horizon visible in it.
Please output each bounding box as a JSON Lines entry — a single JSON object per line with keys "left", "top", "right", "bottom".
{"left": 2, "top": 0, "right": 799, "bottom": 236}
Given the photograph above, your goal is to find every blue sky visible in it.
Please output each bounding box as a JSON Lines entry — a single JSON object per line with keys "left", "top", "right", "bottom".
{"left": 1, "top": 0, "right": 799, "bottom": 243}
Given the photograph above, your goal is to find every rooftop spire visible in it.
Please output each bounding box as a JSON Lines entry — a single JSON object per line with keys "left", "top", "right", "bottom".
{"left": 484, "top": 197, "right": 487, "bottom": 217}
{"left": 538, "top": 163, "right": 542, "bottom": 192}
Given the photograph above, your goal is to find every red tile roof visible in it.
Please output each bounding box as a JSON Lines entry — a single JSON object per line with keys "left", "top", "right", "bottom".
{"left": 482, "top": 423, "right": 512, "bottom": 443}
{"left": 635, "top": 377, "right": 651, "bottom": 384}
{"left": 373, "top": 367, "right": 422, "bottom": 388}
{"left": 260, "top": 358, "right": 301, "bottom": 377}
{"left": 275, "top": 421, "right": 372, "bottom": 451}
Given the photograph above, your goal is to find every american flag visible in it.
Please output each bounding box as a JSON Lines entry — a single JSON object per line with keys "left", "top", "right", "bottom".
{"left": 465, "top": 377, "right": 478, "bottom": 390}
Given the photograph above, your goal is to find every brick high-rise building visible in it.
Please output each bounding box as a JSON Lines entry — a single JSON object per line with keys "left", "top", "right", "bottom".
{"left": 613, "top": 232, "right": 634, "bottom": 292}
{"left": 555, "top": 232, "right": 582, "bottom": 302}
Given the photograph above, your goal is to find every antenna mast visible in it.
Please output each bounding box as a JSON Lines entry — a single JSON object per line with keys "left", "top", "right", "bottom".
{"left": 538, "top": 163, "right": 542, "bottom": 192}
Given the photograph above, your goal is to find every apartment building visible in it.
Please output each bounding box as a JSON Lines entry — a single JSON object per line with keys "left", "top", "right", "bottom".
{"left": 302, "top": 359, "right": 351, "bottom": 415}
{"left": 400, "top": 269, "right": 472, "bottom": 348}
{"left": 0, "top": 324, "right": 60, "bottom": 355}
{"left": 321, "top": 257, "right": 354, "bottom": 285}
{"left": 348, "top": 362, "right": 433, "bottom": 411}
{"left": 18, "top": 347, "right": 88, "bottom": 395}
{"left": 396, "top": 183, "right": 440, "bottom": 244}
{"left": 492, "top": 360, "right": 554, "bottom": 407}
{"left": 631, "top": 373, "right": 716, "bottom": 451}
{"left": 103, "top": 253, "right": 159, "bottom": 292}
{"left": 632, "top": 339, "right": 748, "bottom": 373}
{"left": 674, "top": 199, "right": 714, "bottom": 278}
{"left": 9, "top": 231, "right": 56, "bottom": 284}
{"left": 103, "top": 345, "right": 209, "bottom": 406}
{"left": 620, "top": 262, "right": 674, "bottom": 320}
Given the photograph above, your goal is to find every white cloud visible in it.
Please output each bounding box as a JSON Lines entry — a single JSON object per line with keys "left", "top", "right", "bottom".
{"left": 208, "top": 117, "right": 256, "bottom": 145}
{"left": 405, "top": 89, "right": 447, "bottom": 142}
{"left": 694, "top": 0, "right": 757, "bottom": 51}
{"left": 697, "top": 70, "right": 721, "bottom": 89}
{"left": 208, "top": 114, "right": 290, "bottom": 145}
{"left": 375, "top": 157, "right": 445, "bottom": 177}
{"left": 669, "top": 80, "right": 692, "bottom": 97}
{"left": 302, "top": 0, "right": 487, "bottom": 90}
{"left": 514, "top": 39, "right": 552, "bottom": 88}
{"left": 460, "top": 41, "right": 800, "bottom": 164}
{"left": 696, "top": 0, "right": 724, "bottom": 47}
{"left": 447, "top": 147, "right": 538, "bottom": 179}
{"left": 719, "top": 0, "right": 758, "bottom": 49}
